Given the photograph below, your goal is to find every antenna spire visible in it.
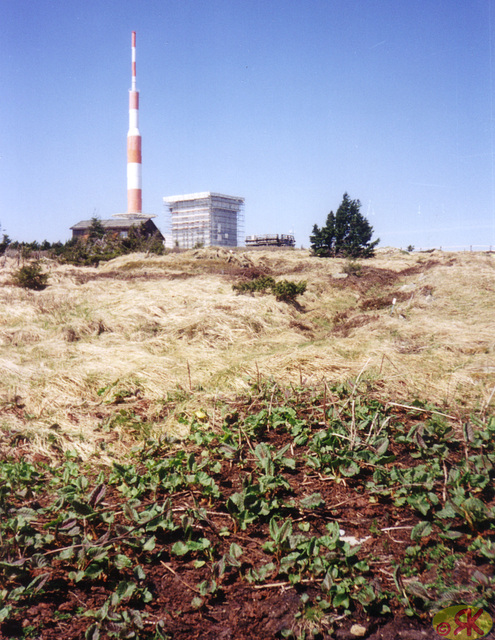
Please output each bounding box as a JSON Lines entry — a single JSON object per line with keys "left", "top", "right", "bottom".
{"left": 127, "top": 31, "right": 142, "bottom": 214}
{"left": 131, "top": 30, "right": 137, "bottom": 91}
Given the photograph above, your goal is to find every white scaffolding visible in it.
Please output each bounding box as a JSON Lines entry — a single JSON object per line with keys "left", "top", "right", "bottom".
{"left": 163, "top": 192, "right": 245, "bottom": 249}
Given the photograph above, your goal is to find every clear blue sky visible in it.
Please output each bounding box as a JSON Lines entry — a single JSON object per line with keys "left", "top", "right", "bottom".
{"left": 2, "top": 0, "right": 495, "bottom": 249}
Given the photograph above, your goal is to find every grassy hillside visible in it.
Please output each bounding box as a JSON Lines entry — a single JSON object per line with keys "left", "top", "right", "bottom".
{"left": 1, "top": 247, "right": 494, "bottom": 461}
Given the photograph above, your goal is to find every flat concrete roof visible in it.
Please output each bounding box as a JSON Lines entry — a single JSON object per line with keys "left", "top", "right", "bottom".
{"left": 163, "top": 192, "right": 244, "bottom": 204}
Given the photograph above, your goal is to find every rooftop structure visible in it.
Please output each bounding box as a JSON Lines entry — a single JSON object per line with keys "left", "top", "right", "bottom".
{"left": 163, "top": 192, "right": 244, "bottom": 249}
{"left": 245, "top": 234, "right": 295, "bottom": 248}
{"left": 70, "top": 217, "right": 163, "bottom": 240}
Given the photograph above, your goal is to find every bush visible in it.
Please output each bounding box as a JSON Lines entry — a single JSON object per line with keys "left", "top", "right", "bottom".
{"left": 233, "top": 276, "right": 306, "bottom": 303}
{"left": 12, "top": 261, "right": 49, "bottom": 290}
{"left": 271, "top": 280, "right": 307, "bottom": 301}
{"left": 233, "top": 276, "right": 276, "bottom": 294}
{"left": 342, "top": 260, "right": 362, "bottom": 277}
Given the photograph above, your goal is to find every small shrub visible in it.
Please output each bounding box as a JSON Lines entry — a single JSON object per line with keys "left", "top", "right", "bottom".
{"left": 271, "top": 280, "right": 307, "bottom": 302}
{"left": 12, "top": 261, "right": 49, "bottom": 290}
{"left": 233, "top": 276, "right": 306, "bottom": 303}
{"left": 233, "top": 276, "right": 276, "bottom": 294}
{"left": 342, "top": 260, "right": 362, "bottom": 277}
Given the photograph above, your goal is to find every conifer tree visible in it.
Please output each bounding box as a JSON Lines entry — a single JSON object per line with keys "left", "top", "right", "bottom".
{"left": 88, "top": 216, "right": 106, "bottom": 240}
{"left": 310, "top": 193, "right": 379, "bottom": 258}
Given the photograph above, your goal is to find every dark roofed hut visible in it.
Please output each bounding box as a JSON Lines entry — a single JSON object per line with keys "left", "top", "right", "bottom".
{"left": 70, "top": 217, "right": 163, "bottom": 241}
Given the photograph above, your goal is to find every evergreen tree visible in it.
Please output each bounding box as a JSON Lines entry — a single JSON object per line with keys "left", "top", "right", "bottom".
{"left": 0, "top": 233, "right": 11, "bottom": 255}
{"left": 88, "top": 216, "right": 106, "bottom": 240}
{"left": 310, "top": 193, "right": 379, "bottom": 258}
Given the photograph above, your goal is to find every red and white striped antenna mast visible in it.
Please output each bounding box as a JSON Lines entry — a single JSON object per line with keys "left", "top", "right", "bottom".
{"left": 113, "top": 31, "right": 155, "bottom": 220}
{"left": 127, "top": 31, "right": 142, "bottom": 214}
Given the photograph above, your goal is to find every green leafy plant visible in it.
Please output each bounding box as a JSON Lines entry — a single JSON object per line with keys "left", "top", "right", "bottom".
{"left": 0, "top": 385, "right": 494, "bottom": 637}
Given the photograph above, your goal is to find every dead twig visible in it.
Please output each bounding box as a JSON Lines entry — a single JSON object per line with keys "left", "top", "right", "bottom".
{"left": 379, "top": 353, "right": 401, "bottom": 375}
{"left": 386, "top": 401, "right": 456, "bottom": 420}
{"left": 160, "top": 561, "right": 200, "bottom": 594}
{"left": 442, "top": 459, "right": 448, "bottom": 503}
{"left": 254, "top": 578, "right": 315, "bottom": 590}
{"left": 482, "top": 384, "right": 495, "bottom": 416}
{"left": 187, "top": 362, "right": 192, "bottom": 391}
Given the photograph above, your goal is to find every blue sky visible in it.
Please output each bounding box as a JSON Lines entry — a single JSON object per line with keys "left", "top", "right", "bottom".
{"left": 2, "top": 0, "right": 495, "bottom": 249}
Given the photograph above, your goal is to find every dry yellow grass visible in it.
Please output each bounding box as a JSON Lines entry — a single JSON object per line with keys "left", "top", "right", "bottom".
{"left": 1, "top": 247, "right": 494, "bottom": 461}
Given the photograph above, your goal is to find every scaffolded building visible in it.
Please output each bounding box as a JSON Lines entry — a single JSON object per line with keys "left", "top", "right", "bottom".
{"left": 245, "top": 234, "right": 295, "bottom": 247}
{"left": 163, "top": 192, "right": 244, "bottom": 249}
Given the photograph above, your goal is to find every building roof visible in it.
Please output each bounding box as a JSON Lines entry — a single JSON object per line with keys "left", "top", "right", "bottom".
{"left": 163, "top": 192, "right": 244, "bottom": 204}
{"left": 70, "top": 217, "right": 154, "bottom": 230}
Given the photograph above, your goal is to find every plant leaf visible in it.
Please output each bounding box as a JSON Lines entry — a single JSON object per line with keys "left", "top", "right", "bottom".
{"left": 300, "top": 492, "right": 325, "bottom": 509}
{"left": 114, "top": 554, "right": 133, "bottom": 570}
{"left": 88, "top": 483, "right": 107, "bottom": 508}
{"left": 410, "top": 521, "right": 433, "bottom": 540}
{"left": 406, "top": 580, "right": 430, "bottom": 599}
